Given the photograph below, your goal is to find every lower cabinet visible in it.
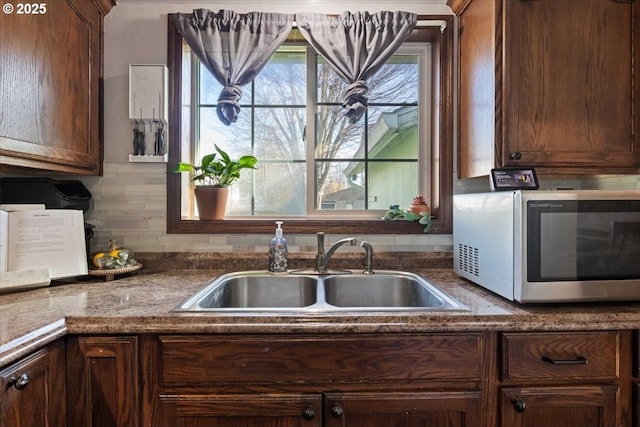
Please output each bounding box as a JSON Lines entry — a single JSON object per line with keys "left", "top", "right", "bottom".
{"left": 2, "top": 329, "right": 633, "bottom": 426}
{"left": 158, "top": 393, "right": 323, "bottom": 427}
{"left": 500, "top": 385, "right": 618, "bottom": 427}
{"left": 0, "top": 340, "right": 66, "bottom": 427}
{"left": 65, "top": 335, "right": 139, "bottom": 427}
{"left": 499, "top": 331, "right": 631, "bottom": 427}
{"left": 634, "top": 383, "right": 639, "bottom": 427}
{"left": 634, "top": 330, "right": 639, "bottom": 427}
{"left": 324, "top": 391, "right": 480, "bottom": 427}
{"left": 154, "top": 333, "right": 486, "bottom": 427}
{"left": 158, "top": 391, "right": 480, "bottom": 427}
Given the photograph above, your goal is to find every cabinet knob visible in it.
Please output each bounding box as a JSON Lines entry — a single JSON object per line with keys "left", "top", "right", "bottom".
{"left": 509, "top": 152, "right": 522, "bottom": 160}
{"left": 331, "top": 404, "right": 344, "bottom": 418}
{"left": 8, "top": 373, "right": 30, "bottom": 390}
{"left": 302, "top": 407, "right": 315, "bottom": 421}
{"left": 512, "top": 399, "right": 527, "bottom": 413}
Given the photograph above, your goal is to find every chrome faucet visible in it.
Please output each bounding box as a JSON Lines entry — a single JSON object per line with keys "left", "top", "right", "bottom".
{"left": 315, "top": 232, "right": 357, "bottom": 274}
{"left": 360, "top": 241, "right": 374, "bottom": 274}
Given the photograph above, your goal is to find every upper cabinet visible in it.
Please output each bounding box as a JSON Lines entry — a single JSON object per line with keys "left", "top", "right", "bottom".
{"left": 0, "top": 0, "right": 115, "bottom": 175}
{"left": 448, "top": 0, "right": 640, "bottom": 178}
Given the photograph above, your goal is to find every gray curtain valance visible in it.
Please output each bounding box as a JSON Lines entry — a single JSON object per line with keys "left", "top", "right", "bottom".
{"left": 172, "top": 9, "right": 293, "bottom": 125}
{"left": 296, "top": 11, "right": 418, "bottom": 124}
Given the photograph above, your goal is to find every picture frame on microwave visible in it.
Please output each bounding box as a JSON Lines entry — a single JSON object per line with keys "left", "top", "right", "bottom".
{"left": 490, "top": 168, "right": 539, "bottom": 191}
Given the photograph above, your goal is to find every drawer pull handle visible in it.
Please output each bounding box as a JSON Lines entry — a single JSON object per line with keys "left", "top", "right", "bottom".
{"left": 8, "top": 373, "right": 30, "bottom": 390}
{"left": 542, "top": 355, "right": 588, "bottom": 365}
{"left": 302, "top": 407, "right": 315, "bottom": 421}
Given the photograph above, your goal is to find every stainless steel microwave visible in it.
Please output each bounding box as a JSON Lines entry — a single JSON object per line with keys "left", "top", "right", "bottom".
{"left": 453, "top": 190, "right": 640, "bottom": 303}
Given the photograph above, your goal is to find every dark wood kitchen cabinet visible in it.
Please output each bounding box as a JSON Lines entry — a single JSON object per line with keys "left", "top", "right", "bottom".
{"left": 153, "top": 333, "right": 486, "bottom": 427}
{"left": 0, "top": 340, "right": 66, "bottom": 427}
{"left": 634, "top": 330, "right": 639, "bottom": 427}
{"left": 498, "top": 331, "right": 632, "bottom": 427}
{"left": 448, "top": 0, "right": 640, "bottom": 178}
{"left": 323, "top": 391, "right": 480, "bottom": 427}
{"left": 158, "top": 393, "right": 323, "bottom": 427}
{"left": 66, "top": 335, "right": 140, "bottom": 427}
{"left": 0, "top": 0, "right": 115, "bottom": 175}
{"left": 500, "top": 385, "right": 617, "bottom": 427}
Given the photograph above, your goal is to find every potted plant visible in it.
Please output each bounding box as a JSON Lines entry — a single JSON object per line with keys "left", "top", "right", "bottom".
{"left": 173, "top": 145, "right": 257, "bottom": 220}
{"left": 382, "top": 196, "right": 432, "bottom": 233}
{"left": 407, "top": 195, "right": 430, "bottom": 215}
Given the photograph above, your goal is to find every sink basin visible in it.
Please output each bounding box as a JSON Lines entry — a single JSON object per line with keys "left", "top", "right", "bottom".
{"left": 324, "top": 273, "right": 461, "bottom": 309}
{"left": 176, "top": 272, "right": 317, "bottom": 311}
{"left": 175, "top": 270, "right": 468, "bottom": 313}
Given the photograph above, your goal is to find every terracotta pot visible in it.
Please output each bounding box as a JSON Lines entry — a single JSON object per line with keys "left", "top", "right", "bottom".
{"left": 194, "top": 186, "right": 229, "bottom": 220}
{"left": 407, "top": 203, "right": 430, "bottom": 215}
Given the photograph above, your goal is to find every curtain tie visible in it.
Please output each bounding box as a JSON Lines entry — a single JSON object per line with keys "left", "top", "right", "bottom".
{"left": 217, "top": 84, "right": 243, "bottom": 126}
{"left": 342, "top": 80, "right": 369, "bottom": 124}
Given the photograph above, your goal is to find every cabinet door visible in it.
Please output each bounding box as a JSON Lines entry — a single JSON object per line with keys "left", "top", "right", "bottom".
{"left": 0, "top": 0, "right": 112, "bottom": 174}
{"left": 157, "top": 394, "right": 322, "bottom": 427}
{"left": 502, "top": 0, "right": 639, "bottom": 171}
{"left": 500, "top": 385, "right": 617, "bottom": 427}
{"left": 0, "top": 340, "right": 66, "bottom": 427}
{"left": 66, "top": 336, "right": 139, "bottom": 427}
{"left": 634, "top": 383, "right": 639, "bottom": 427}
{"left": 453, "top": 0, "right": 640, "bottom": 177}
{"left": 324, "top": 391, "right": 481, "bottom": 427}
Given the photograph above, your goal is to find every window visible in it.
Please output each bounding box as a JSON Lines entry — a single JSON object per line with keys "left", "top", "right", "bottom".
{"left": 167, "top": 16, "right": 454, "bottom": 234}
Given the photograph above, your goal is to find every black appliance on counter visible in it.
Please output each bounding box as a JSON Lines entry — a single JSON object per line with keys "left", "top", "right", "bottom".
{"left": 0, "top": 178, "right": 95, "bottom": 260}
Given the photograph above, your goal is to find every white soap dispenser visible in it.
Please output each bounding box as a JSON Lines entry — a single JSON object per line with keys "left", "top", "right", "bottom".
{"left": 268, "top": 221, "right": 288, "bottom": 273}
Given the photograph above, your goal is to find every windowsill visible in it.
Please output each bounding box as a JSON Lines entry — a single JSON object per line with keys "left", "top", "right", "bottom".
{"left": 167, "top": 217, "right": 446, "bottom": 234}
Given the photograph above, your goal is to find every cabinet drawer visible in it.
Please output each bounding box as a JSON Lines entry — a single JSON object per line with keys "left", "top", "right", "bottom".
{"left": 501, "top": 331, "right": 619, "bottom": 381}
{"left": 160, "top": 334, "right": 482, "bottom": 387}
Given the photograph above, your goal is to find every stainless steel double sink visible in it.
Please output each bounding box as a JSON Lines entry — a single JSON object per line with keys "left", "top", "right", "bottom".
{"left": 175, "top": 270, "right": 468, "bottom": 313}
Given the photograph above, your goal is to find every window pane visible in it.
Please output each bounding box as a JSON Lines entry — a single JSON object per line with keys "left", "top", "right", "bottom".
{"left": 199, "top": 64, "right": 223, "bottom": 105}
{"left": 254, "top": 51, "right": 306, "bottom": 106}
{"left": 199, "top": 66, "right": 253, "bottom": 106}
{"left": 254, "top": 162, "right": 306, "bottom": 215}
{"left": 315, "top": 105, "right": 362, "bottom": 159}
{"left": 199, "top": 64, "right": 255, "bottom": 106}
{"left": 368, "top": 161, "right": 419, "bottom": 210}
{"left": 368, "top": 56, "right": 419, "bottom": 104}
{"left": 254, "top": 107, "right": 306, "bottom": 161}
{"left": 367, "top": 106, "right": 419, "bottom": 159}
{"left": 315, "top": 160, "right": 365, "bottom": 210}
{"left": 199, "top": 107, "right": 252, "bottom": 158}
{"left": 224, "top": 173, "right": 255, "bottom": 216}
{"left": 317, "top": 57, "right": 346, "bottom": 104}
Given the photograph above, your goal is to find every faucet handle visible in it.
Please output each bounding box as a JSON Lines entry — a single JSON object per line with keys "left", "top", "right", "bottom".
{"left": 360, "top": 241, "right": 374, "bottom": 274}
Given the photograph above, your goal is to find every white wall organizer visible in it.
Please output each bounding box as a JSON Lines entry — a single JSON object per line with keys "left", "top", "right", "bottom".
{"left": 128, "top": 64, "right": 169, "bottom": 162}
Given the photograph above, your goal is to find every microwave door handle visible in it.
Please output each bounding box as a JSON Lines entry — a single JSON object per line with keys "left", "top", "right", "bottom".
{"left": 542, "top": 355, "right": 588, "bottom": 366}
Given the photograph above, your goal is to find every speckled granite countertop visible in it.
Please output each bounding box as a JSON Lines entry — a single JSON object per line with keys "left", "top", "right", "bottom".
{"left": 1, "top": 252, "right": 639, "bottom": 368}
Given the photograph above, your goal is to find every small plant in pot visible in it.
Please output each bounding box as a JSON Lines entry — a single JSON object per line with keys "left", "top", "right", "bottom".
{"left": 407, "top": 195, "right": 430, "bottom": 215}
{"left": 382, "top": 196, "right": 432, "bottom": 233}
{"left": 173, "top": 145, "right": 257, "bottom": 220}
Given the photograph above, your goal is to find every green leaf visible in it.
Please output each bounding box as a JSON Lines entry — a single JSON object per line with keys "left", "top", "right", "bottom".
{"left": 200, "top": 153, "right": 217, "bottom": 168}
{"left": 404, "top": 211, "right": 420, "bottom": 221}
{"left": 172, "top": 162, "right": 195, "bottom": 173}
{"left": 238, "top": 155, "right": 258, "bottom": 168}
{"left": 215, "top": 144, "right": 231, "bottom": 163}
